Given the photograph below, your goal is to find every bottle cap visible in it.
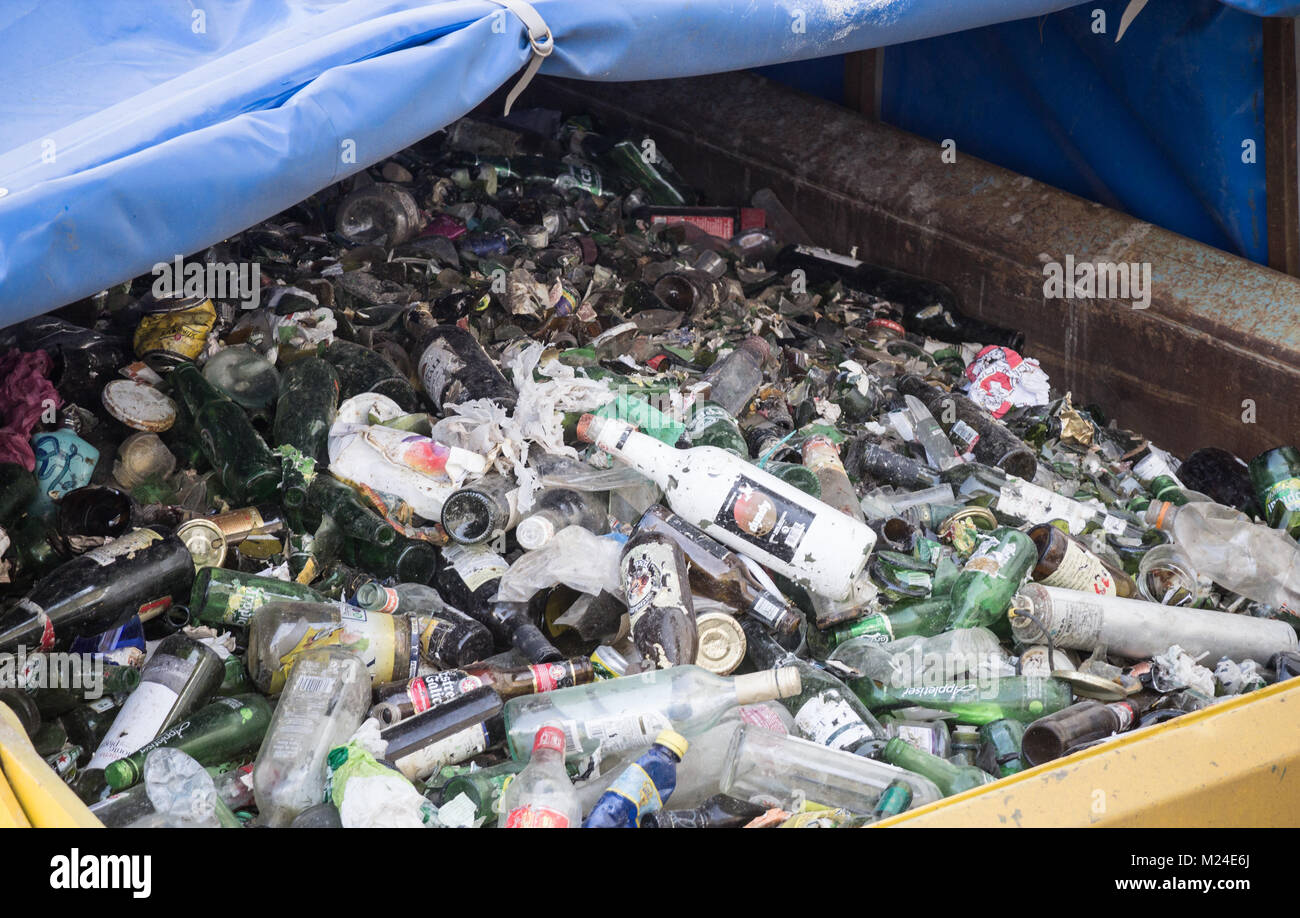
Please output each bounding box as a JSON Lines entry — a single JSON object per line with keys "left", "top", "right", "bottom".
{"left": 101, "top": 380, "right": 177, "bottom": 432}
{"left": 694, "top": 611, "right": 747, "bottom": 675}
{"left": 532, "top": 725, "right": 567, "bottom": 755}
{"left": 177, "top": 518, "right": 227, "bottom": 569}
{"left": 575, "top": 413, "right": 599, "bottom": 443}
{"left": 515, "top": 515, "right": 555, "bottom": 550}
{"left": 654, "top": 729, "right": 689, "bottom": 760}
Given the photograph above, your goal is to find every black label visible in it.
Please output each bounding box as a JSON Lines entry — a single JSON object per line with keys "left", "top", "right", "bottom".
{"left": 712, "top": 475, "right": 813, "bottom": 564}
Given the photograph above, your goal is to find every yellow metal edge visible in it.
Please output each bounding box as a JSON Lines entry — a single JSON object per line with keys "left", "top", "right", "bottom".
{"left": 872, "top": 679, "right": 1300, "bottom": 828}
{"left": 0, "top": 702, "right": 103, "bottom": 828}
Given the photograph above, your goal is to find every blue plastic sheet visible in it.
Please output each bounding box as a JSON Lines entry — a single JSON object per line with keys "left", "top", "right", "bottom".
{"left": 0, "top": 0, "right": 1098, "bottom": 324}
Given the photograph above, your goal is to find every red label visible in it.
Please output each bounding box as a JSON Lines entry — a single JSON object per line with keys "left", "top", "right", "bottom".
{"left": 530, "top": 663, "right": 564, "bottom": 693}
{"left": 866, "top": 318, "right": 906, "bottom": 336}
{"left": 137, "top": 596, "right": 172, "bottom": 619}
{"left": 532, "top": 725, "right": 566, "bottom": 755}
{"left": 38, "top": 616, "right": 55, "bottom": 653}
{"left": 504, "top": 805, "right": 571, "bottom": 828}
{"left": 408, "top": 677, "right": 432, "bottom": 714}
{"left": 650, "top": 214, "right": 736, "bottom": 239}
{"left": 739, "top": 208, "right": 766, "bottom": 231}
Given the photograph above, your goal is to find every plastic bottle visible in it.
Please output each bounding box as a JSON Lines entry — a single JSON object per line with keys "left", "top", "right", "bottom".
{"left": 583, "top": 729, "right": 689, "bottom": 827}
{"left": 252, "top": 647, "right": 370, "bottom": 827}
{"left": 499, "top": 725, "right": 582, "bottom": 828}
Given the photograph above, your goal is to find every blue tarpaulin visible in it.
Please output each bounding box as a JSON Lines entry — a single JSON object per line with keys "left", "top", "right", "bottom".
{"left": 0, "top": 1, "right": 1290, "bottom": 323}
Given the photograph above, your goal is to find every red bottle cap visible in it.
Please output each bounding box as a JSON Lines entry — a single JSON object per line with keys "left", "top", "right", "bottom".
{"left": 533, "top": 725, "right": 567, "bottom": 755}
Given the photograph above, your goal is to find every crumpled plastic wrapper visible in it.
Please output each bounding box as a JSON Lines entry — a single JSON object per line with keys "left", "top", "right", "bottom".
{"left": 0, "top": 348, "right": 61, "bottom": 469}
{"left": 1214, "top": 657, "right": 1266, "bottom": 695}
{"left": 494, "top": 525, "right": 623, "bottom": 603}
{"left": 432, "top": 342, "right": 616, "bottom": 513}
{"left": 1151, "top": 645, "right": 1216, "bottom": 697}
{"left": 327, "top": 719, "right": 437, "bottom": 828}
{"left": 961, "top": 345, "right": 1051, "bottom": 419}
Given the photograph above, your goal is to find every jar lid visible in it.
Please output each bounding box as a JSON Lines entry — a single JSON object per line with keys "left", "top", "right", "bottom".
{"left": 101, "top": 380, "right": 177, "bottom": 432}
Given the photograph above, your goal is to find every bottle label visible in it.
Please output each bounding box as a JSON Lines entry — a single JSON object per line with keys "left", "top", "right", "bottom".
{"left": 504, "top": 804, "right": 572, "bottom": 828}
{"left": 267, "top": 611, "right": 397, "bottom": 693}
{"left": 1030, "top": 594, "right": 1105, "bottom": 648}
{"left": 996, "top": 481, "right": 1091, "bottom": 534}
{"left": 844, "top": 611, "right": 894, "bottom": 643}
{"left": 407, "top": 672, "right": 477, "bottom": 714}
{"left": 443, "top": 544, "right": 508, "bottom": 592}
{"left": 219, "top": 585, "right": 272, "bottom": 627}
{"left": 1107, "top": 701, "right": 1135, "bottom": 732}
{"left": 375, "top": 586, "right": 401, "bottom": 614}
{"left": 964, "top": 535, "right": 1019, "bottom": 579}
{"left": 562, "top": 711, "right": 672, "bottom": 757}
{"left": 950, "top": 420, "right": 980, "bottom": 453}
{"left": 894, "top": 723, "right": 941, "bottom": 755}
{"left": 621, "top": 541, "right": 685, "bottom": 623}
{"left": 793, "top": 692, "right": 875, "bottom": 752}
{"left": 86, "top": 681, "right": 180, "bottom": 770}
{"left": 1039, "top": 538, "right": 1115, "bottom": 596}
{"left": 748, "top": 591, "right": 791, "bottom": 630}
{"left": 603, "top": 762, "right": 663, "bottom": 823}
{"left": 83, "top": 529, "right": 162, "bottom": 566}
{"left": 1101, "top": 513, "right": 1128, "bottom": 537}
{"left": 395, "top": 724, "right": 489, "bottom": 780}
{"left": 553, "top": 162, "right": 602, "bottom": 196}
{"left": 1134, "top": 453, "right": 1179, "bottom": 484}
{"left": 712, "top": 475, "right": 813, "bottom": 564}
{"left": 417, "top": 337, "right": 465, "bottom": 407}
{"left": 530, "top": 662, "right": 575, "bottom": 693}
{"left": 1264, "top": 477, "right": 1300, "bottom": 517}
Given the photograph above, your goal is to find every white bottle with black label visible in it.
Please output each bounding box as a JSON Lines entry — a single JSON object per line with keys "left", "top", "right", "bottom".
{"left": 578, "top": 415, "right": 875, "bottom": 601}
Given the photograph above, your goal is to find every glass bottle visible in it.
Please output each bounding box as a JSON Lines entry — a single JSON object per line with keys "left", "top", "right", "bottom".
{"left": 499, "top": 725, "right": 582, "bottom": 828}
{"left": 620, "top": 529, "right": 698, "bottom": 669}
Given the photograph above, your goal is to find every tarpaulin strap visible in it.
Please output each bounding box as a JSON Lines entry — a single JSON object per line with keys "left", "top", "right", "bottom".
{"left": 487, "top": 0, "right": 554, "bottom": 116}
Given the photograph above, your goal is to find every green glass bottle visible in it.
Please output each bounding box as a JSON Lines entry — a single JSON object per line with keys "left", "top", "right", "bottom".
{"left": 273, "top": 357, "right": 339, "bottom": 465}
{"left": 977, "top": 719, "right": 1027, "bottom": 777}
{"left": 946, "top": 528, "right": 1036, "bottom": 630}
{"left": 26, "top": 665, "right": 141, "bottom": 719}
{"left": 189, "top": 568, "right": 325, "bottom": 630}
{"left": 1248, "top": 446, "right": 1300, "bottom": 538}
{"left": 102, "top": 694, "right": 273, "bottom": 791}
{"left": 1148, "top": 474, "right": 1190, "bottom": 506}
{"left": 869, "top": 778, "right": 915, "bottom": 820}
{"left": 440, "top": 760, "right": 528, "bottom": 822}
{"left": 870, "top": 550, "right": 935, "bottom": 601}
{"left": 850, "top": 675, "right": 1072, "bottom": 726}
{"left": 341, "top": 531, "right": 440, "bottom": 585}
{"left": 763, "top": 461, "right": 822, "bottom": 498}
{"left": 682, "top": 401, "right": 750, "bottom": 457}
{"left": 171, "top": 362, "right": 281, "bottom": 504}
{"left": 307, "top": 474, "right": 399, "bottom": 547}
{"left": 880, "top": 737, "right": 993, "bottom": 797}
{"left": 607, "top": 139, "right": 695, "bottom": 206}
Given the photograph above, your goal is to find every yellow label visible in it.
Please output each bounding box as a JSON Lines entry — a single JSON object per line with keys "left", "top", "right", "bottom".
{"left": 269, "top": 610, "right": 396, "bottom": 693}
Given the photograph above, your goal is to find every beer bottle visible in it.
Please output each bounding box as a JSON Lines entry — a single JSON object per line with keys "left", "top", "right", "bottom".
{"left": 189, "top": 568, "right": 324, "bottom": 631}
{"left": 273, "top": 356, "right": 339, "bottom": 465}
{"left": 515, "top": 488, "right": 608, "bottom": 550}
{"left": 499, "top": 725, "right": 582, "bottom": 829}
{"left": 407, "top": 309, "right": 516, "bottom": 410}
{"left": 440, "top": 473, "right": 518, "bottom": 545}
{"left": 370, "top": 657, "right": 594, "bottom": 724}
{"left": 946, "top": 528, "right": 1036, "bottom": 630}
{"left": 1020, "top": 699, "right": 1138, "bottom": 766}
{"left": 320, "top": 339, "right": 422, "bottom": 412}
{"left": 307, "top": 474, "right": 398, "bottom": 548}
{"left": 896, "top": 375, "right": 1037, "bottom": 480}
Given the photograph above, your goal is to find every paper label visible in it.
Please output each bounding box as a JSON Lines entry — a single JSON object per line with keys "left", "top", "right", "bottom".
{"left": 417, "top": 337, "right": 466, "bottom": 407}
{"left": 406, "top": 672, "right": 476, "bottom": 714}
{"left": 1264, "top": 477, "right": 1300, "bottom": 516}
{"left": 950, "top": 420, "right": 980, "bottom": 452}
{"left": 564, "top": 711, "right": 672, "bottom": 757}
{"left": 1039, "top": 538, "right": 1115, "bottom": 596}
{"left": 444, "top": 544, "right": 508, "bottom": 592}
{"left": 997, "top": 481, "right": 1091, "bottom": 534}
{"left": 83, "top": 529, "right": 161, "bottom": 566}
{"left": 964, "top": 535, "right": 1019, "bottom": 579}
{"left": 395, "top": 724, "right": 489, "bottom": 780}
{"left": 268, "top": 610, "right": 396, "bottom": 693}
{"left": 712, "top": 475, "right": 812, "bottom": 564}
{"left": 87, "top": 681, "right": 179, "bottom": 770}
{"left": 738, "top": 704, "right": 789, "bottom": 734}
{"left": 1036, "top": 595, "right": 1105, "bottom": 649}
{"left": 793, "top": 692, "right": 875, "bottom": 752}
{"left": 1108, "top": 701, "right": 1135, "bottom": 732}
{"left": 895, "top": 723, "right": 941, "bottom": 755}
{"left": 621, "top": 540, "right": 685, "bottom": 623}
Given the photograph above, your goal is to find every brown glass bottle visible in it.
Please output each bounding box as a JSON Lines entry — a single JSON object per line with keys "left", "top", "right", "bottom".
{"left": 1028, "top": 524, "right": 1138, "bottom": 598}
{"left": 371, "top": 657, "right": 594, "bottom": 724}
{"left": 633, "top": 505, "right": 801, "bottom": 640}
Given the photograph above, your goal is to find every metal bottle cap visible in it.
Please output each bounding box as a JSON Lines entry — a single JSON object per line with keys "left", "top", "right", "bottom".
{"left": 177, "top": 518, "right": 228, "bottom": 568}
{"left": 694, "top": 611, "right": 747, "bottom": 675}
{"left": 101, "top": 380, "right": 177, "bottom": 432}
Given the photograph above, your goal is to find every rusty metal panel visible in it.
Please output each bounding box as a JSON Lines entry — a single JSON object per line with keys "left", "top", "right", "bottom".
{"left": 526, "top": 72, "right": 1300, "bottom": 460}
